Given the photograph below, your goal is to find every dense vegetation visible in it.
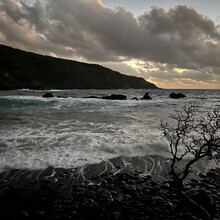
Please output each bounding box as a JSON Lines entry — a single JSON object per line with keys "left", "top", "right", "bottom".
{"left": 0, "top": 45, "right": 158, "bottom": 90}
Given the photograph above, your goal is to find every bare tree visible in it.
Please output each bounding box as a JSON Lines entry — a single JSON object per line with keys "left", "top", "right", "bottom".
{"left": 161, "top": 105, "right": 220, "bottom": 219}
{"left": 161, "top": 105, "right": 220, "bottom": 186}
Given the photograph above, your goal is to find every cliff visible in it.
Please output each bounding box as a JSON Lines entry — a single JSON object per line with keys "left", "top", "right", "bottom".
{"left": 0, "top": 45, "right": 158, "bottom": 90}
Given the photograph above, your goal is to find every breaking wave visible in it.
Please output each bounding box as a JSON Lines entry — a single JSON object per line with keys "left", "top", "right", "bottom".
{"left": 0, "top": 89, "right": 219, "bottom": 171}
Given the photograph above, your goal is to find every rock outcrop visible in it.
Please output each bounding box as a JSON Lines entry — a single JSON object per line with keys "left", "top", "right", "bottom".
{"left": 169, "top": 93, "right": 186, "bottom": 99}
{"left": 83, "top": 96, "right": 100, "bottom": 99}
{"left": 102, "top": 94, "right": 127, "bottom": 100}
{"left": 142, "top": 92, "right": 152, "bottom": 100}
{"left": 42, "top": 92, "right": 54, "bottom": 98}
{"left": 132, "top": 97, "right": 139, "bottom": 100}
{"left": 1, "top": 160, "right": 220, "bottom": 220}
{"left": 0, "top": 44, "right": 159, "bottom": 90}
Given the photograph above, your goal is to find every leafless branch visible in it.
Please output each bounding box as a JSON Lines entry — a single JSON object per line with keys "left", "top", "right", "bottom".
{"left": 161, "top": 105, "right": 220, "bottom": 184}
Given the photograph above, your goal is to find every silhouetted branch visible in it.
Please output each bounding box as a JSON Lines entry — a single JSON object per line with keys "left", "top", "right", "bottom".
{"left": 161, "top": 105, "right": 220, "bottom": 183}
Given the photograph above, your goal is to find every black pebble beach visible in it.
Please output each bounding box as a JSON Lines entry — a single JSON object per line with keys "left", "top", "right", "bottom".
{"left": 0, "top": 158, "right": 220, "bottom": 220}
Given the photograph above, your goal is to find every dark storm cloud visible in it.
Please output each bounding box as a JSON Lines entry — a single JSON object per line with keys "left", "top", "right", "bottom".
{"left": 43, "top": 1, "right": 220, "bottom": 68}
{"left": 0, "top": 0, "right": 220, "bottom": 86}
{"left": 137, "top": 6, "right": 220, "bottom": 68}
{"left": 139, "top": 6, "right": 220, "bottom": 39}
{"left": 0, "top": 0, "right": 46, "bottom": 30}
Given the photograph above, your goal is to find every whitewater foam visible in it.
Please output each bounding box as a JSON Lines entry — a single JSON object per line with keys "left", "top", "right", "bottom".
{"left": 0, "top": 89, "right": 219, "bottom": 171}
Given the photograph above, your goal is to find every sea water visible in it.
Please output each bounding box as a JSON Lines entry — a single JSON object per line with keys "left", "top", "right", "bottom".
{"left": 0, "top": 89, "right": 219, "bottom": 171}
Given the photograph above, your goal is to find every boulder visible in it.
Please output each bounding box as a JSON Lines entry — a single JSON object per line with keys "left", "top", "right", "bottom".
{"left": 132, "top": 97, "right": 139, "bottom": 100}
{"left": 169, "top": 93, "right": 186, "bottom": 99}
{"left": 190, "top": 190, "right": 216, "bottom": 217}
{"left": 141, "top": 92, "right": 152, "bottom": 100}
{"left": 57, "top": 96, "right": 68, "bottom": 98}
{"left": 102, "top": 94, "right": 127, "bottom": 100}
{"left": 42, "top": 92, "right": 54, "bottom": 98}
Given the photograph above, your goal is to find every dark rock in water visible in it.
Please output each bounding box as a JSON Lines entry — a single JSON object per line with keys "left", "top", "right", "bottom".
{"left": 83, "top": 96, "right": 100, "bottom": 99}
{"left": 42, "top": 92, "right": 54, "bottom": 98}
{"left": 102, "top": 94, "right": 127, "bottom": 100}
{"left": 132, "top": 97, "right": 139, "bottom": 100}
{"left": 169, "top": 93, "right": 186, "bottom": 99}
{"left": 141, "top": 92, "right": 152, "bottom": 100}
{"left": 57, "top": 96, "right": 68, "bottom": 98}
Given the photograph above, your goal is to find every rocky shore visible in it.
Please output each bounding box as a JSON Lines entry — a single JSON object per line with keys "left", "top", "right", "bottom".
{"left": 0, "top": 157, "right": 220, "bottom": 220}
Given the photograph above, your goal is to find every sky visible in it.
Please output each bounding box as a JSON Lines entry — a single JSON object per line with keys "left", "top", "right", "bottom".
{"left": 0, "top": 0, "right": 220, "bottom": 89}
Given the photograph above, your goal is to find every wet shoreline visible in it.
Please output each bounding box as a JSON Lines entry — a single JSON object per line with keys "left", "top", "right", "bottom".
{"left": 0, "top": 156, "right": 219, "bottom": 219}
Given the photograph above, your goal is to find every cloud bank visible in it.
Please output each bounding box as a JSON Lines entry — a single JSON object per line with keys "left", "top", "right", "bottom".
{"left": 0, "top": 0, "right": 220, "bottom": 88}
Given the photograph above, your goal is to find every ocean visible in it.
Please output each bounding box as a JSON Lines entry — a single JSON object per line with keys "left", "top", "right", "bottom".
{"left": 0, "top": 89, "right": 219, "bottom": 172}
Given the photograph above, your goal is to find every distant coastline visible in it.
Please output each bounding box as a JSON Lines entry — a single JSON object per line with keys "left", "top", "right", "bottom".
{"left": 0, "top": 44, "right": 158, "bottom": 90}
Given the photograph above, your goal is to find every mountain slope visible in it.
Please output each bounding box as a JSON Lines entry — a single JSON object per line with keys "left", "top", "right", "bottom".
{"left": 0, "top": 45, "right": 158, "bottom": 90}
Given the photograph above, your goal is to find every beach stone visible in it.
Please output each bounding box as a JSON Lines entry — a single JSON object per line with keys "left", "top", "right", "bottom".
{"left": 121, "top": 173, "right": 136, "bottom": 180}
{"left": 152, "top": 207, "right": 162, "bottom": 214}
{"left": 142, "top": 92, "right": 152, "bottom": 100}
{"left": 101, "top": 179, "right": 108, "bottom": 186}
{"left": 199, "top": 173, "right": 206, "bottom": 178}
{"left": 42, "top": 92, "right": 54, "bottom": 98}
{"left": 125, "top": 194, "right": 132, "bottom": 200}
{"left": 1, "top": 157, "right": 219, "bottom": 220}
{"left": 116, "top": 196, "right": 124, "bottom": 202}
{"left": 150, "top": 180, "right": 159, "bottom": 186}
{"left": 40, "top": 183, "right": 52, "bottom": 192}
{"left": 35, "top": 211, "right": 45, "bottom": 216}
{"left": 145, "top": 207, "right": 153, "bottom": 213}
{"left": 211, "top": 194, "right": 218, "bottom": 201}
{"left": 111, "top": 211, "right": 121, "bottom": 219}
{"left": 207, "top": 170, "right": 219, "bottom": 179}
{"left": 190, "top": 179, "right": 199, "bottom": 184}
{"left": 0, "top": 184, "right": 15, "bottom": 194}
{"left": 100, "top": 189, "right": 112, "bottom": 200}
{"left": 49, "top": 215, "right": 60, "bottom": 219}
{"left": 190, "top": 190, "right": 216, "bottom": 216}
{"left": 164, "top": 201, "right": 174, "bottom": 211}
{"left": 60, "top": 214, "right": 71, "bottom": 219}
{"left": 154, "top": 196, "right": 164, "bottom": 203}
{"left": 104, "top": 176, "right": 114, "bottom": 183}
{"left": 161, "top": 182, "right": 170, "bottom": 190}
{"left": 184, "top": 184, "right": 193, "bottom": 191}
{"left": 145, "top": 174, "right": 152, "bottom": 180}
{"left": 20, "top": 210, "right": 29, "bottom": 217}
{"left": 184, "top": 213, "right": 201, "bottom": 220}
{"left": 124, "top": 184, "right": 136, "bottom": 193}
{"left": 201, "top": 178, "right": 213, "bottom": 184}
{"left": 169, "top": 92, "right": 186, "bottom": 99}
{"left": 39, "top": 166, "right": 55, "bottom": 179}
{"left": 109, "top": 190, "right": 117, "bottom": 197}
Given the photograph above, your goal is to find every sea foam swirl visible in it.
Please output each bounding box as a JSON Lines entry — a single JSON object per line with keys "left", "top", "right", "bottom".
{"left": 0, "top": 89, "right": 219, "bottom": 171}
